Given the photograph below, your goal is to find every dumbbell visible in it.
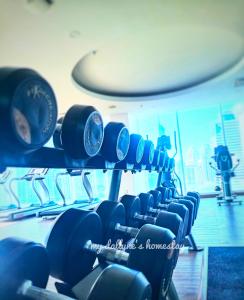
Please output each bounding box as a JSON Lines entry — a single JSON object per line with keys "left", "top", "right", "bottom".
{"left": 156, "top": 187, "right": 197, "bottom": 224}
{"left": 142, "top": 191, "right": 189, "bottom": 238}
{"left": 147, "top": 190, "right": 191, "bottom": 239}
{"left": 164, "top": 186, "right": 199, "bottom": 221}
{"left": 96, "top": 200, "right": 181, "bottom": 269}
{"left": 46, "top": 208, "right": 175, "bottom": 300}
{"left": 0, "top": 237, "right": 151, "bottom": 300}
{"left": 120, "top": 133, "right": 145, "bottom": 165}
{"left": 134, "top": 140, "right": 155, "bottom": 169}
{"left": 0, "top": 67, "right": 58, "bottom": 154}
{"left": 52, "top": 117, "right": 64, "bottom": 149}
{"left": 119, "top": 195, "right": 184, "bottom": 250}
{"left": 56, "top": 105, "right": 104, "bottom": 159}
{"left": 100, "top": 122, "right": 130, "bottom": 163}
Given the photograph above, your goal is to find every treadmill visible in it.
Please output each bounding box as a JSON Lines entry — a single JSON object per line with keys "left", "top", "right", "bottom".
{"left": 38, "top": 169, "right": 99, "bottom": 217}
{"left": 0, "top": 168, "right": 59, "bottom": 221}
{"left": 0, "top": 169, "right": 17, "bottom": 211}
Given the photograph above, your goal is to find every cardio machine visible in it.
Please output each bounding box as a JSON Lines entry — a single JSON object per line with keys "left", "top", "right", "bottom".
{"left": 0, "top": 168, "right": 58, "bottom": 220}
{"left": 38, "top": 169, "right": 99, "bottom": 217}
{"left": 209, "top": 145, "right": 242, "bottom": 205}
{"left": 0, "top": 169, "right": 17, "bottom": 211}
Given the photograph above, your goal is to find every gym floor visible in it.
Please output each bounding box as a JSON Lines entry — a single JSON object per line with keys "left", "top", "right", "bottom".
{"left": 1, "top": 196, "right": 244, "bottom": 300}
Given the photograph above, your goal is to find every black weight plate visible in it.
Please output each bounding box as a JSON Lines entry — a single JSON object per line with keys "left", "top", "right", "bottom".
{"left": 0, "top": 68, "right": 58, "bottom": 152}
{"left": 52, "top": 117, "right": 64, "bottom": 149}
{"left": 156, "top": 186, "right": 168, "bottom": 203}
{"left": 101, "top": 122, "right": 129, "bottom": 162}
{"left": 46, "top": 208, "right": 102, "bottom": 285}
{"left": 155, "top": 211, "right": 183, "bottom": 241}
{"left": 61, "top": 105, "right": 104, "bottom": 159}
{"left": 0, "top": 237, "right": 49, "bottom": 300}
{"left": 184, "top": 195, "right": 198, "bottom": 221}
{"left": 187, "top": 191, "right": 200, "bottom": 212}
{"left": 128, "top": 224, "right": 175, "bottom": 300}
{"left": 149, "top": 190, "right": 162, "bottom": 208}
{"left": 117, "top": 126, "right": 130, "bottom": 161}
{"left": 155, "top": 211, "right": 183, "bottom": 267}
{"left": 177, "top": 200, "right": 194, "bottom": 236}
{"left": 167, "top": 202, "right": 189, "bottom": 241}
{"left": 138, "top": 193, "right": 154, "bottom": 215}
{"left": 88, "top": 264, "right": 151, "bottom": 300}
{"left": 141, "top": 140, "right": 154, "bottom": 165}
{"left": 158, "top": 151, "right": 166, "bottom": 168}
{"left": 152, "top": 149, "right": 160, "bottom": 167}
{"left": 96, "top": 201, "right": 126, "bottom": 244}
{"left": 120, "top": 195, "right": 141, "bottom": 228}
{"left": 125, "top": 134, "right": 145, "bottom": 164}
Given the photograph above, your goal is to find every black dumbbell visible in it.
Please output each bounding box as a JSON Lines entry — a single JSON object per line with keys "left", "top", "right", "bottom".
{"left": 60, "top": 105, "right": 104, "bottom": 159}
{"left": 165, "top": 186, "right": 199, "bottom": 221}
{"left": 0, "top": 68, "right": 58, "bottom": 154}
{"left": 96, "top": 200, "right": 182, "bottom": 272}
{"left": 156, "top": 187, "right": 195, "bottom": 229}
{"left": 0, "top": 237, "right": 151, "bottom": 300}
{"left": 123, "top": 134, "right": 145, "bottom": 165}
{"left": 53, "top": 117, "right": 64, "bottom": 149}
{"left": 134, "top": 140, "right": 155, "bottom": 169}
{"left": 46, "top": 208, "right": 175, "bottom": 300}
{"left": 148, "top": 190, "right": 190, "bottom": 239}
{"left": 100, "top": 122, "right": 130, "bottom": 162}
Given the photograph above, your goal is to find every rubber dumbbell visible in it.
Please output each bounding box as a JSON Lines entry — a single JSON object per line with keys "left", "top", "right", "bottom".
{"left": 96, "top": 200, "right": 181, "bottom": 268}
{"left": 155, "top": 187, "right": 195, "bottom": 234}
{"left": 61, "top": 105, "right": 104, "bottom": 159}
{"left": 119, "top": 195, "right": 184, "bottom": 252}
{"left": 138, "top": 192, "right": 189, "bottom": 245}
{"left": 0, "top": 237, "right": 151, "bottom": 300}
{"left": 100, "top": 122, "right": 130, "bottom": 163}
{"left": 0, "top": 67, "right": 58, "bottom": 154}
{"left": 165, "top": 187, "right": 199, "bottom": 221}
{"left": 46, "top": 208, "right": 175, "bottom": 300}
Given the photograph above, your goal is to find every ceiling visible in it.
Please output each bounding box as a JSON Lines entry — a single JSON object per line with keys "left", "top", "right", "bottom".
{"left": 0, "top": 0, "right": 244, "bottom": 116}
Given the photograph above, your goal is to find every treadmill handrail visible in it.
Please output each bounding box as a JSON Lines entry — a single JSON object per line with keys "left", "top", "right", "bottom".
{"left": 31, "top": 174, "right": 51, "bottom": 206}
{"left": 55, "top": 171, "right": 68, "bottom": 206}
{"left": 8, "top": 177, "right": 22, "bottom": 209}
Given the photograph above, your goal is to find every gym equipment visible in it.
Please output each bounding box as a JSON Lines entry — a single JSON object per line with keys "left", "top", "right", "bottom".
{"left": 52, "top": 117, "right": 64, "bottom": 149}
{"left": 61, "top": 105, "right": 104, "bottom": 159}
{"left": 39, "top": 169, "right": 99, "bottom": 217}
{"left": 100, "top": 122, "right": 130, "bottom": 162}
{"left": 134, "top": 139, "right": 155, "bottom": 170}
{"left": 0, "top": 237, "right": 50, "bottom": 300}
{"left": 96, "top": 200, "right": 182, "bottom": 269}
{"left": 0, "top": 168, "right": 59, "bottom": 221}
{"left": 117, "top": 133, "right": 145, "bottom": 168}
{"left": 0, "top": 237, "right": 151, "bottom": 300}
{"left": 148, "top": 190, "right": 190, "bottom": 241}
{"left": 155, "top": 187, "right": 203, "bottom": 251}
{"left": 0, "top": 67, "right": 57, "bottom": 154}
{"left": 120, "top": 194, "right": 185, "bottom": 247}
{"left": 209, "top": 145, "right": 242, "bottom": 205}
{"left": 46, "top": 208, "right": 175, "bottom": 300}
{"left": 140, "top": 192, "right": 188, "bottom": 239}
{"left": 0, "top": 169, "right": 17, "bottom": 211}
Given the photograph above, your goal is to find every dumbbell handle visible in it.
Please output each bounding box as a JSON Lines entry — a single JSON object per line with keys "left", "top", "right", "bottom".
{"left": 148, "top": 207, "right": 161, "bottom": 214}
{"left": 115, "top": 223, "right": 139, "bottom": 238}
{"left": 157, "top": 203, "right": 168, "bottom": 209}
{"left": 84, "top": 240, "right": 129, "bottom": 264}
{"left": 18, "top": 280, "right": 74, "bottom": 300}
{"left": 134, "top": 213, "right": 156, "bottom": 224}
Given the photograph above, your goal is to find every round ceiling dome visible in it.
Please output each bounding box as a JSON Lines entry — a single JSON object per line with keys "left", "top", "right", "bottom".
{"left": 72, "top": 26, "right": 244, "bottom": 100}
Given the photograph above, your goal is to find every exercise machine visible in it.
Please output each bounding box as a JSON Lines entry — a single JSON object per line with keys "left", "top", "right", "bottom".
{"left": 209, "top": 145, "right": 242, "bottom": 205}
